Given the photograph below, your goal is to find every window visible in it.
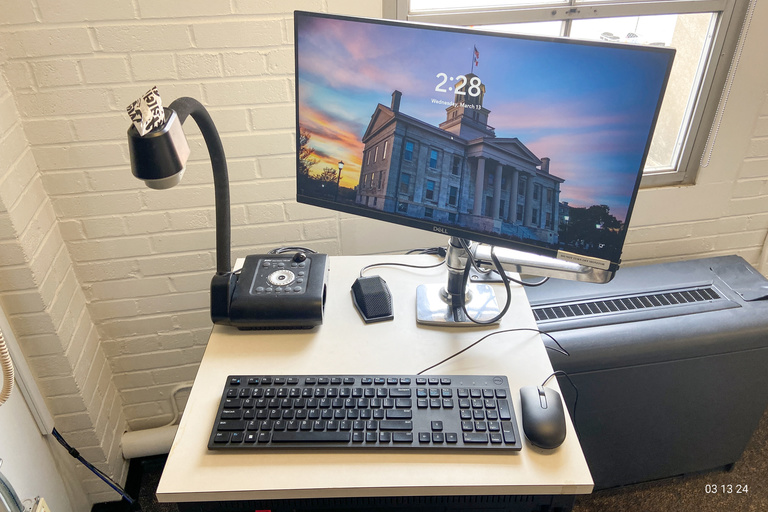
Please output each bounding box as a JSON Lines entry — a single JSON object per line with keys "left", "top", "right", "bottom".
{"left": 383, "top": 140, "right": 388, "bottom": 160}
{"left": 386, "top": 0, "right": 748, "bottom": 187}
{"left": 400, "top": 173, "right": 411, "bottom": 194}
{"left": 484, "top": 198, "right": 493, "bottom": 217}
{"left": 425, "top": 180, "right": 436, "bottom": 200}
{"left": 448, "top": 185, "right": 459, "bottom": 206}
{"left": 429, "top": 149, "right": 439, "bottom": 168}
{"left": 404, "top": 140, "right": 415, "bottom": 161}
{"left": 425, "top": 207, "right": 434, "bottom": 218}
{"left": 451, "top": 155, "right": 462, "bottom": 175}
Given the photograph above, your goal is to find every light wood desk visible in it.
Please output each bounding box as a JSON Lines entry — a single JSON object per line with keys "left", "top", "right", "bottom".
{"left": 157, "top": 254, "right": 593, "bottom": 506}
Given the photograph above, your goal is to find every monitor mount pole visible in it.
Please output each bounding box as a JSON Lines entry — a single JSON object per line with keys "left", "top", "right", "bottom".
{"left": 416, "top": 236, "right": 501, "bottom": 326}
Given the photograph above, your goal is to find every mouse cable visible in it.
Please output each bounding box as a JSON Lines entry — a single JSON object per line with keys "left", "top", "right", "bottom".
{"left": 51, "top": 428, "right": 135, "bottom": 504}
{"left": 542, "top": 370, "right": 579, "bottom": 426}
{"left": 417, "top": 327, "right": 569, "bottom": 375}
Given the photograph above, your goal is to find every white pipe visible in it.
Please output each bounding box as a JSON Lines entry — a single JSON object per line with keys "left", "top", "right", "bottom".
{"left": 121, "top": 425, "right": 179, "bottom": 459}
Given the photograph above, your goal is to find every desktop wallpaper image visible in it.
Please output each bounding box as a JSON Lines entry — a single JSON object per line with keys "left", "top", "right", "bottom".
{"left": 295, "top": 12, "right": 672, "bottom": 261}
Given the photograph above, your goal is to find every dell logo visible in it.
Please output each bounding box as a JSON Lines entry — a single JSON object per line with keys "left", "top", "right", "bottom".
{"left": 433, "top": 226, "right": 449, "bottom": 234}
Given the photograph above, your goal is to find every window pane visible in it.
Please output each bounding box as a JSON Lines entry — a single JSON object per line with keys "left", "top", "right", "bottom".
{"left": 571, "top": 13, "right": 716, "bottom": 172}
{"left": 473, "top": 21, "right": 563, "bottom": 37}
{"left": 411, "top": 0, "right": 567, "bottom": 11}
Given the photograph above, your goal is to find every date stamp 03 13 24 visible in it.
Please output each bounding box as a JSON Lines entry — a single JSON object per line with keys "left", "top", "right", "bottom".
{"left": 704, "top": 483, "right": 749, "bottom": 494}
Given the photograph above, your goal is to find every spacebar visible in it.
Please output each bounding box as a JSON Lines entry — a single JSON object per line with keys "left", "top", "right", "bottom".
{"left": 271, "top": 432, "right": 351, "bottom": 443}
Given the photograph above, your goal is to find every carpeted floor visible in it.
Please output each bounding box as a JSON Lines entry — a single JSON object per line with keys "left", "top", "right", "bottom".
{"left": 573, "top": 405, "right": 768, "bottom": 512}
{"left": 100, "top": 405, "right": 768, "bottom": 512}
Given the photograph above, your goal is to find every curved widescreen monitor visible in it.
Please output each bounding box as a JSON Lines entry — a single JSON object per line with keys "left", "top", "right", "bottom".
{"left": 294, "top": 11, "right": 674, "bottom": 274}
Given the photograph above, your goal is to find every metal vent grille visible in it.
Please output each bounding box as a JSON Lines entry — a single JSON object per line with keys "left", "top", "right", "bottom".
{"left": 532, "top": 286, "right": 721, "bottom": 322}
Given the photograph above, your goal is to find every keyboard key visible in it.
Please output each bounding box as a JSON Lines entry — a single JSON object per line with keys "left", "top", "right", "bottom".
{"left": 272, "top": 431, "right": 350, "bottom": 443}
{"left": 463, "top": 432, "right": 489, "bottom": 443}
{"left": 501, "top": 421, "right": 516, "bottom": 444}
{"left": 217, "top": 420, "right": 246, "bottom": 431}
{"left": 379, "top": 420, "right": 412, "bottom": 431}
{"left": 498, "top": 400, "right": 512, "bottom": 420}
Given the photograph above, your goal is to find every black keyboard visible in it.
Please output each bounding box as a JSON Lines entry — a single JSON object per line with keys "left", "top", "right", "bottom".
{"left": 209, "top": 374, "right": 522, "bottom": 451}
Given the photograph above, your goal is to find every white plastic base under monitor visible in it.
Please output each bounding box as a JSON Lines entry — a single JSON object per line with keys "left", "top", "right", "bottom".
{"left": 416, "top": 283, "right": 500, "bottom": 325}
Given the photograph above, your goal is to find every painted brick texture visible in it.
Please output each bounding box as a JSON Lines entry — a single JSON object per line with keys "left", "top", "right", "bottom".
{"left": 0, "top": 78, "right": 127, "bottom": 503}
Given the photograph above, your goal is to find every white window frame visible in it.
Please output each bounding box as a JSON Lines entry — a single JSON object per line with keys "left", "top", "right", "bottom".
{"left": 383, "top": 0, "right": 749, "bottom": 188}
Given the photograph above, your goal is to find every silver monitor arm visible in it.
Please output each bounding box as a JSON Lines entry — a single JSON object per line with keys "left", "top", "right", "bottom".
{"left": 471, "top": 244, "right": 614, "bottom": 284}
{"left": 416, "top": 237, "right": 613, "bottom": 326}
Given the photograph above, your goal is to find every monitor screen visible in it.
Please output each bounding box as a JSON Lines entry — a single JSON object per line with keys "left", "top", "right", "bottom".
{"left": 294, "top": 11, "right": 674, "bottom": 273}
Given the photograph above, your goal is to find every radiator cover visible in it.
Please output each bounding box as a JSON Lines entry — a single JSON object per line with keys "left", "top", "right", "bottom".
{"left": 524, "top": 255, "right": 768, "bottom": 489}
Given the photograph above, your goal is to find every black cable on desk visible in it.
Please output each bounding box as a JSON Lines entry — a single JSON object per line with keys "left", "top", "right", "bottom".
{"left": 358, "top": 247, "right": 447, "bottom": 278}
{"left": 417, "top": 327, "right": 569, "bottom": 375}
{"left": 51, "top": 428, "right": 135, "bottom": 504}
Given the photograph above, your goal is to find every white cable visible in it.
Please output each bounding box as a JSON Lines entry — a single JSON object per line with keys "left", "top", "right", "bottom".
{"left": 0, "top": 327, "right": 15, "bottom": 406}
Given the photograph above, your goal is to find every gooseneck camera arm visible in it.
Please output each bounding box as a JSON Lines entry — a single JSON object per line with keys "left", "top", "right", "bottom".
{"left": 168, "top": 97, "right": 231, "bottom": 276}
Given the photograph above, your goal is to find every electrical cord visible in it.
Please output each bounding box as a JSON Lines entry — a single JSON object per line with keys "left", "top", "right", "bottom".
{"left": 358, "top": 247, "right": 447, "bottom": 278}
{"left": 543, "top": 370, "right": 579, "bottom": 425}
{"left": 464, "top": 241, "right": 550, "bottom": 287}
{"left": 2, "top": 328, "right": 135, "bottom": 503}
{"left": 405, "top": 247, "right": 447, "bottom": 256}
{"left": 458, "top": 238, "right": 512, "bottom": 325}
{"left": 0, "top": 327, "right": 14, "bottom": 407}
{"left": 417, "top": 327, "right": 569, "bottom": 375}
{"left": 268, "top": 246, "right": 317, "bottom": 254}
{"left": 51, "top": 428, "right": 135, "bottom": 505}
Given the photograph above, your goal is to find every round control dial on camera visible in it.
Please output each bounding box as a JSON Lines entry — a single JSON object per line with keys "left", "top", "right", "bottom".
{"left": 267, "top": 269, "right": 296, "bottom": 287}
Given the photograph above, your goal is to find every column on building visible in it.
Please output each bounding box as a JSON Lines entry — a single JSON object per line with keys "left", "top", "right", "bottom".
{"left": 473, "top": 157, "right": 486, "bottom": 216}
{"left": 492, "top": 161, "right": 503, "bottom": 219}
{"left": 507, "top": 167, "right": 519, "bottom": 223}
{"left": 552, "top": 183, "right": 561, "bottom": 233}
{"left": 523, "top": 173, "right": 534, "bottom": 226}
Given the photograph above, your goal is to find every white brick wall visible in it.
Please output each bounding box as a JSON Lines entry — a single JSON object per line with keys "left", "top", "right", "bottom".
{"left": 1, "top": 0, "right": 768, "bottom": 505}
{"left": 0, "top": 75, "right": 127, "bottom": 504}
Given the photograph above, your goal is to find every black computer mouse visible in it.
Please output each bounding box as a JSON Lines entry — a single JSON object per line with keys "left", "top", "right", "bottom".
{"left": 519, "top": 385, "right": 567, "bottom": 449}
